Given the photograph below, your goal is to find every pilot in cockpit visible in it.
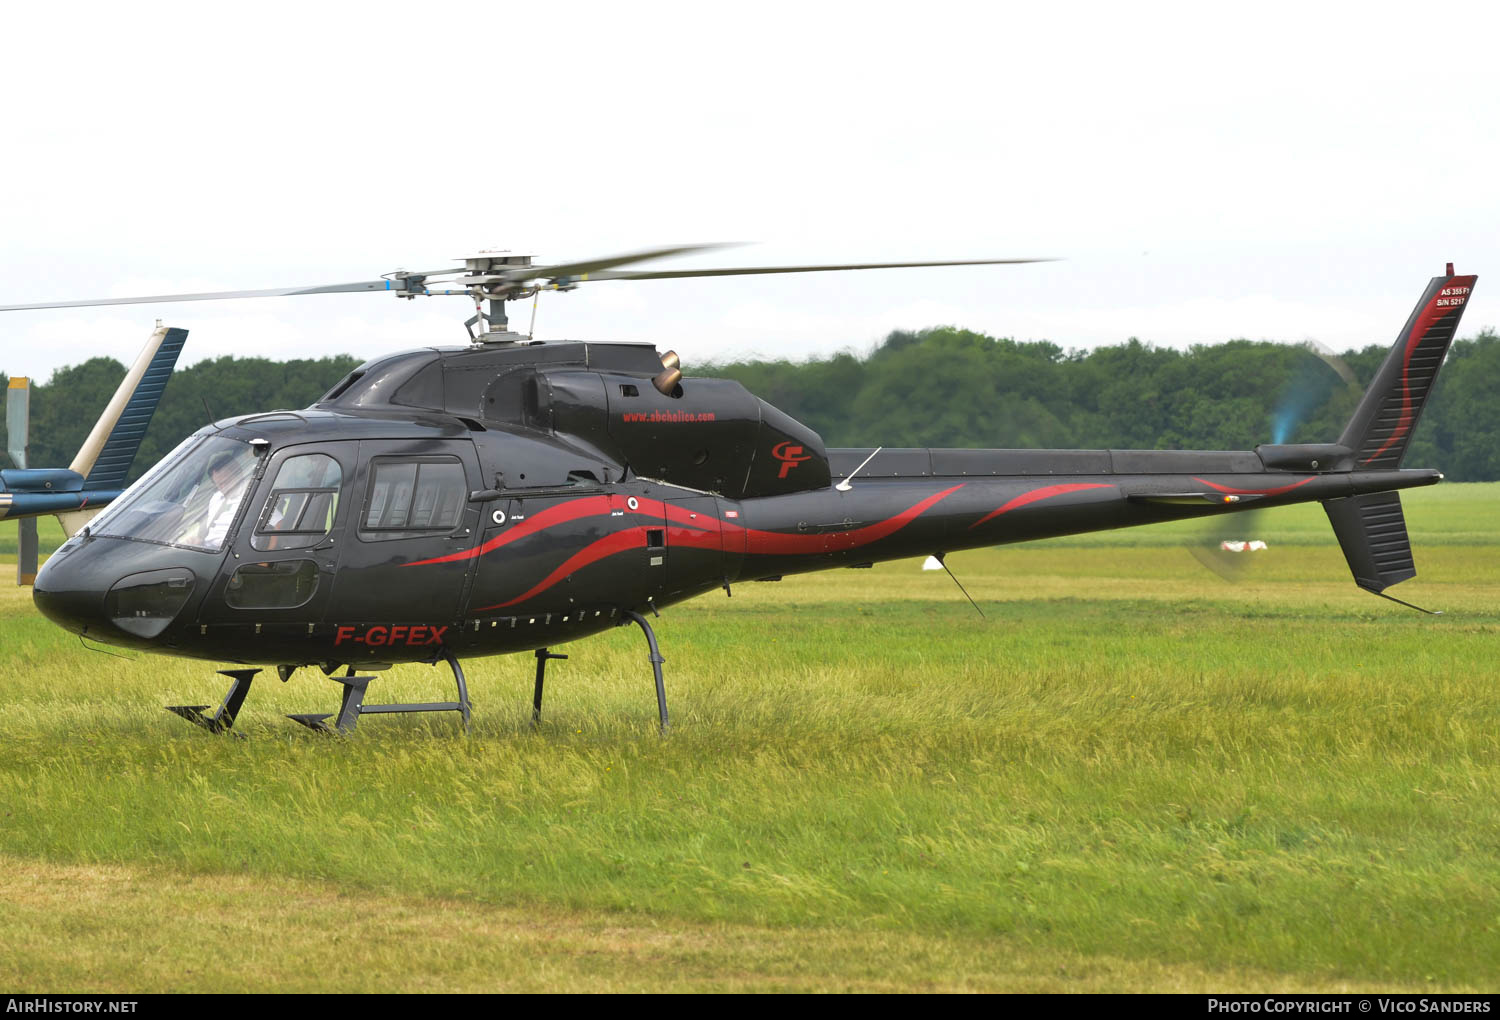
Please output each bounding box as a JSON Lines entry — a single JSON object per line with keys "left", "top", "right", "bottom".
{"left": 193, "top": 449, "right": 255, "bottom": 549}
{"left": 82, "top": 436, "right": 260, "bottom": 554}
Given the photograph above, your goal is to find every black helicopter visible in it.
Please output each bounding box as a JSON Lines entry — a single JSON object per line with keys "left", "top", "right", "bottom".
{"left": 1, "top": 248, "right": 1475, "bottom": 735}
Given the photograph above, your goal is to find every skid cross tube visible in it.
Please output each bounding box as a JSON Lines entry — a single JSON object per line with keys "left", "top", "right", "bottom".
{"left": 289, "top": 653, "right": 472, "bottom": 735}
{"left": 166, "top": 668, "right": 259, "bottom": 734}
{"left": 532, "top": 648, "right": 568, "bottom": 725}
{"left": 622, "top": 610, "right": 669, "bottom": 733}
{"left": 288, "top": 670, "right": 372, "bottom": 734}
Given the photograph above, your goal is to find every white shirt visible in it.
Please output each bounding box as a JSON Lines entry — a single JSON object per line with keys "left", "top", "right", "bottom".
{"left": 204, "top": 490, "right": 236, "bottom": 547}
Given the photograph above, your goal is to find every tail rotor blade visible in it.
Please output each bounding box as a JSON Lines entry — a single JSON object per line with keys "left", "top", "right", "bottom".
{"left": 1188, "top": 508, "right": 1268, "bottom": 583}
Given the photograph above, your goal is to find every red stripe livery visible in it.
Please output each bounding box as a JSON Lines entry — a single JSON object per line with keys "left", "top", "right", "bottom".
{"left": 461, "top": 485, "right": 966, "bottom": 611}
{"left": 968, "top": 483, "right": 1115, "bottom": 530}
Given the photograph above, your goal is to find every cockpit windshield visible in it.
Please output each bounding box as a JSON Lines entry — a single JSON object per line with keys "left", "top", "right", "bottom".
{"left": 92, "top": 436, "right": 260, "bottom": 552}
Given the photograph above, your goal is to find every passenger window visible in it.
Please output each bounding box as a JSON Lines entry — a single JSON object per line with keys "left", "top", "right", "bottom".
{"left": 252, "top": 453, "right": 342, "bottom": 552}
{"left": 362, "top": 458, "right": 466, "bottom": 539}
{"left": 224, "top": 559, "right": 319, "bottom": 610}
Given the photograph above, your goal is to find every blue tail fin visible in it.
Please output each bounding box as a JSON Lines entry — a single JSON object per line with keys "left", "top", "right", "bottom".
{"left": 81, "top": 327, "right": 188, "bottom": 490}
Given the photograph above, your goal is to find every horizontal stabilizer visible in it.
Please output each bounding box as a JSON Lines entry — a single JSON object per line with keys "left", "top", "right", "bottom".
{"left": 1323, "top": 491, "right": 1415, "bottom": 593}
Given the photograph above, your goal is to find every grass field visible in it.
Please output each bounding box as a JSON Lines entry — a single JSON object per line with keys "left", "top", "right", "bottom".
{"left": 0, "top": 485, "right": 1497, "bottom": 992}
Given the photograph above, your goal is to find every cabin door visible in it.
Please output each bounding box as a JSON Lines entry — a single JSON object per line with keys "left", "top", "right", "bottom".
{"left": 198, "top": 440, "right": 357, "bottom": 629}
{"left": 323, "top": 438, "right": 484, "bottom": 628}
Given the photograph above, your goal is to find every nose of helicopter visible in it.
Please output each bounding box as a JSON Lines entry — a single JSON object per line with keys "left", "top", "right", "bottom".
{"left": 33, "top": 536, "right": 203, "bottom": 643}
{"left": 32, "top": 542, "right": 105, "bottom": 637}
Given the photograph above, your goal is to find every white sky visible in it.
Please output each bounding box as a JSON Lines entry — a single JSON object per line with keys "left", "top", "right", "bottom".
{"left": 2, "top": 0, "right": 1497, "bottom": 380}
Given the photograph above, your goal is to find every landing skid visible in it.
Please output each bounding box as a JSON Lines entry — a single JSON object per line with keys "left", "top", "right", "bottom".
{"left": 532, "top": 648, "right": 569, "bottom": 726}
{"left": 166, "top": 655, "right": 471, "bottom": 736}
{"left": 289, "top": 652, "right": 471, "bottom": 735}
{"left": 165, "top": 615, "right": 670, "bottom": 737}
{"left": 625, "top": 610, "right": 670, "bottom": 733}
{"left": 529, "top": 610, "right": 669, "bottom": 732}
{"left": 166, "top": 669, "right": 258, "bottom": 734}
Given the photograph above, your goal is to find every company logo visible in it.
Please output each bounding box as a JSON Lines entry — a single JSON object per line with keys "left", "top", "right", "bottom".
{"left": 771, "top": 441, "right": 813, "bottom": 479}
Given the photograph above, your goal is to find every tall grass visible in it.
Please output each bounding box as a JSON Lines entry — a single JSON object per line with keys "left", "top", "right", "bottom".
{"left": 0, "top": 483, "right": 1496, "bottom": 990}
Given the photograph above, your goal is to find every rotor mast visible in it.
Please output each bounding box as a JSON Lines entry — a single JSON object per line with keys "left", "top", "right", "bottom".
{"left": 459, "top": 252, "right": 528, "bottom": 343}
{"left": 411, "top": 251, "right": 574, "bottom": 344}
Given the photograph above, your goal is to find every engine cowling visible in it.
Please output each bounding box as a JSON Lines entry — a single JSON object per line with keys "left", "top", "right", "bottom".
{"left": 544, "top": 369, "right": 830, "bottom": 498}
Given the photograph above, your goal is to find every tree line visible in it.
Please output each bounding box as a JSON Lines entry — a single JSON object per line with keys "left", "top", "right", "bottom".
{"left": 4, "top": 328, "right": 1498, "bottom": 482}
{"left": 6, "top": 353, "right": 363, "bottom": 479}
{"left": 706, "top": 328, "right": 1500, "bottom": 481}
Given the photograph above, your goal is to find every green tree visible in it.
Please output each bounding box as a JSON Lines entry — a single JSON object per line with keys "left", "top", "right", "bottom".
{"left": 8, "top": 328, "right": 1498, "bottom": 484}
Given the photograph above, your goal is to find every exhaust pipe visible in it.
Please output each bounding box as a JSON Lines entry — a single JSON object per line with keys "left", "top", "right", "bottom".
{"left": 652, "top": 350, "right": 682, "bottom": 395}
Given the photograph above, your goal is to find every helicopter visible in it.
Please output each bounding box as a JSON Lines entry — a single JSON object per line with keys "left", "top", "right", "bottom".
{"left": 0, "top": 248, "right": 1475, "bottom": 735}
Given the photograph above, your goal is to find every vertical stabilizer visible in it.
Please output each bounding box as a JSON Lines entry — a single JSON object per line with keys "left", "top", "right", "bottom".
{"left": 1321, "top": 265, "right": 1474, "bottom": 608}
{"left": 1323, "top": 491, "right": 1415, "bottom": 594}
{"left": 71, "top": 326, "right": 188, "bottom": 489}
{"left": 1338, "top": 266, "right": 1475, "bottom": 469}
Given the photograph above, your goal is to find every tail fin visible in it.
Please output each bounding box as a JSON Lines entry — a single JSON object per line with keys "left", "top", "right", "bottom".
{"left": 69, "top": 325, "right": 188, "bottom": 490}
{"left": 1338, "top": 264, "right": 1476, "bottom": 469}
{"left": 1321, "top": 265, "right": 1475, "bottom": 610}
{"left": 1324, "top": 491, "right": 1415, "bottom": 592}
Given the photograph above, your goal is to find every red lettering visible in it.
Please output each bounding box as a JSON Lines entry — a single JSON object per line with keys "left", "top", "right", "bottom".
{"left": 331, "top": 624, "right": 447, "bottom": 647}
{"left": 772, "top": 441, "right": 813, "bottom": 479}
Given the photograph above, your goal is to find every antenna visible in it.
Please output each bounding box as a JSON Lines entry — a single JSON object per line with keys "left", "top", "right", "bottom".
{"left": 933, "top": 552, "right": 985, "bottom": 618}
{"left": 835, "top": 447, "right": 883, "bottom": 492}
{"left": 1369, "top": 589, "right": 1442, "bottom": 615}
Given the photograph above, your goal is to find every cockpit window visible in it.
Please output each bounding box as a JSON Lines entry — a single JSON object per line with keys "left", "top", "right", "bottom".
{"left": 92, "top": 436, "right": 259, "bottom": 553}
{"left": 251, "top": 453, "right": 342, "bottom": 552}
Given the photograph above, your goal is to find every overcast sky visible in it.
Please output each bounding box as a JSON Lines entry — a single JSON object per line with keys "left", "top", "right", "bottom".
{"left": 2, "top": 1, "right": 1497, "bottom": 381}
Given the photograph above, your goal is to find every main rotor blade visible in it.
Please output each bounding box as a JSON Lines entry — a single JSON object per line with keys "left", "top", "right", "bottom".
{"left": 0, "top": 280, "right": 396, "bottom": 312}
{"left": 523, "top": 243, "right": 742, "bottom": 282}
{"left": 576, "top": 257, "right": 1056, "bottom": 282}
{"left": 0, "top": 252, "right": 1057, "bottom": 312}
